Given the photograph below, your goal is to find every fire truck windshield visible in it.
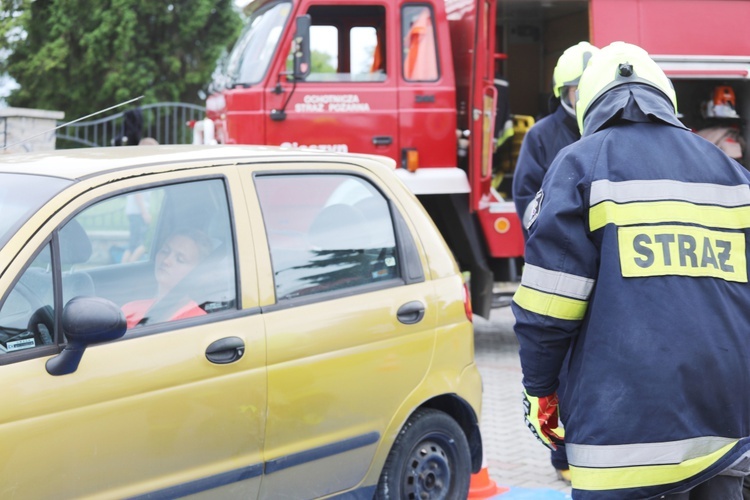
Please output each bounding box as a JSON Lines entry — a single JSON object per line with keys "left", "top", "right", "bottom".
{"left": 221, "top": 1, "right": 292, "bottom": 88}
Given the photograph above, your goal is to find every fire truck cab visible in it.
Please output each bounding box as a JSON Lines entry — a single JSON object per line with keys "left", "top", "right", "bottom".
{"left": 206, "top": 0, "right": 505, "bottom": 317}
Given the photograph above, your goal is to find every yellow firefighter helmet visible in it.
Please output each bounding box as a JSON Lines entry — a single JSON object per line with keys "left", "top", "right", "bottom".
{"left": 552, "top": 41, "right": 600, "bottom": 98}
{"left": 576, "top": 41, "right": 678, "bottom": 133}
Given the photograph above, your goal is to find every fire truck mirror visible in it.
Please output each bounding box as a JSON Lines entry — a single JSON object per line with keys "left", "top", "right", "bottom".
{"left": 293, "top": 15, "right": 312, "bottom": 81}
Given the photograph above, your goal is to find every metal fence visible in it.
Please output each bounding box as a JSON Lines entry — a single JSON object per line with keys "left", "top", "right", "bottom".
{"left": 56, "top": 102, "right": 206, "bottom": 148}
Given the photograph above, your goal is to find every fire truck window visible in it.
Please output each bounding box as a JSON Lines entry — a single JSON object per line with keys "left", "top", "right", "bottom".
{"left": 351, "top": 27, "right": 383, "bottom": 80}
{"left": 308, "top": 25, "right": 339, "bottom": 80}
{"left": 255, "top": 174, "right": 400, "bottom": 301}
{"left": 300, "top": 5, "right": 386, "bottom": 83}
{"left": 402, "top": 5, "right": 439, "bottom": 82}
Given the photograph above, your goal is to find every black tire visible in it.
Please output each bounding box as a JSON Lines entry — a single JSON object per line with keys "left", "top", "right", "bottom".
{"left": 375, "top": 408, "right": 471, "bottom": 500}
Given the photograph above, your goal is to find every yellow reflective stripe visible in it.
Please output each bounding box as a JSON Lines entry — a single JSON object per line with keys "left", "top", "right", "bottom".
{"left": 570, "top": 441, "right": 736, "bottom": 490}
{"left": 618, "top": 225, "right": 747, "bottom": 282}
{"left": 589, "top": 201, "right": 750, "bottom": 232}
{"left": 513, "top": 285, "right": 587, "bottom": 321}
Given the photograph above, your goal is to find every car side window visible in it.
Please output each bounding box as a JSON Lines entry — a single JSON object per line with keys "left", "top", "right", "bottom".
{"left": 256, "top": 173, "right": 399, "bottom": 301}
{"left": 0, "top": 245, "right": 55, "bottom": 354}
{"left": 61, "top": 179, "right": 237, "bottom": 331}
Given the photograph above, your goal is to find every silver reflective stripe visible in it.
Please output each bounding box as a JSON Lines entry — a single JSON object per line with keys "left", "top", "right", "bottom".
{"left": 727, "top": 449, "right": 750, "bottom": 475}
{"left": 567, "top": 436, "right": 737, "bottom": 468}
{"left": 520, "top": 264, "right": 594, "bottom": 300}
{"left": 590, "top": 179, "right": 750, "bottom": 207}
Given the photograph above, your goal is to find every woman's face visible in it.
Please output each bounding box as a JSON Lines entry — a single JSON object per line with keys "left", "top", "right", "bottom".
{"left": 154, "top": 235, "right": 202, "bottom": 293}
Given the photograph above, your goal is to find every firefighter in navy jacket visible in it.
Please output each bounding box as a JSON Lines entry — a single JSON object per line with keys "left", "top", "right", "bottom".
{"left": 512, "top": 41, "right": 750, "bottom": 498}
{"left": 512, "top": 41, "right": 599, "bottom": 483}
{"left": 512, "top": 42, "right": 598, "bottom": 242}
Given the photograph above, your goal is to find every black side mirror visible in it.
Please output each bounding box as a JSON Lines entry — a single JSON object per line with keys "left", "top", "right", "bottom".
{"left": 292, "top": 15, "right": 311, "bottom": 81}
{"left": 46, "top": 296, "right": 127, "bottom": 376}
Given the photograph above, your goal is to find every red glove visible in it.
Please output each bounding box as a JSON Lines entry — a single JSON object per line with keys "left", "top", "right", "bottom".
{"left": 523, "top": 389, "right": 565, "bottom": 450}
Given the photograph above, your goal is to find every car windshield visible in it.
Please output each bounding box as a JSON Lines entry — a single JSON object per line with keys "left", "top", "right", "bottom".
{"left": 0, "top": 173, "right": 71, "bottom": 248}
{"left": 219, "top": 0, "right": 292, "bottom": 88}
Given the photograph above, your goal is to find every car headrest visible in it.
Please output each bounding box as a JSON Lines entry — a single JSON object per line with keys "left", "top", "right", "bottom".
{"left": 59, "top": 219, "right": 92, "bottom": 265}
{"left": 308, "top": 204, "right": 371, "bottom": 251}
{"left": 353, "top": 197, "right": 395, "bottom": 248}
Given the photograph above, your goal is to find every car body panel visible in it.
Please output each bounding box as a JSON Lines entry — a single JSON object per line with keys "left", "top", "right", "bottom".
{"left": 259, "top": 285, "right": 438, "bottom": 499}
{"left": 0, "top": 318, "right": 267, "bottom": 499}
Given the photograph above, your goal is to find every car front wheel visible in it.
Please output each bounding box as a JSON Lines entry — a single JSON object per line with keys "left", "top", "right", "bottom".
{"left": 376, "top": 408, "right": 471, "bottom": 499}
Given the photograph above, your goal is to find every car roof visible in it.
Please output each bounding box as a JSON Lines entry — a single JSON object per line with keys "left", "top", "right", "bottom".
{"left": 0, "top": 145, "right": 397, "bottom": 180}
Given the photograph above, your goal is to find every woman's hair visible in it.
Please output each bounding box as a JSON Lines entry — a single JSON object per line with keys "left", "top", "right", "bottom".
{"left": 167, "top": 228, "right": 214, "bottom": 261}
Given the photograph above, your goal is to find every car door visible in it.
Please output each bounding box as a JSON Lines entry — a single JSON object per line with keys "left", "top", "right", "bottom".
{"left": 241, "top": 164, "right": 438, "bottom": 499}
{"left": 0, "top": 169, "right": 267, "bottom": 498}
{"left": 398, "top": 3, "right": 458, "bottom": 169}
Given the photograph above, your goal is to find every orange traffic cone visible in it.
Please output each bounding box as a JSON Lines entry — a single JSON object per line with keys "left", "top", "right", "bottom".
{"left": 468, "top": 462, "right": 508, "bottom": 499}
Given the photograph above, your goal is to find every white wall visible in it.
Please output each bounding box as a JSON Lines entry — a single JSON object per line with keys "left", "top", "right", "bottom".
{"left": 1, "top": 107, "right": 64, "bottom": 153}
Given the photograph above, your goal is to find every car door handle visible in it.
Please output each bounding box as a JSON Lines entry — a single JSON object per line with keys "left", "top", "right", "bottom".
{"left": 397, "top": 301, "right": 425, "bottom": 325}
{"left": 206, "top": 336, "right": 245, "bottom": 364}
{"left": 372, "top": 136, "right": 393, "bottom": 146}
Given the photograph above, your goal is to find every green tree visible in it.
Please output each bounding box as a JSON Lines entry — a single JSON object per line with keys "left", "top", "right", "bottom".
{"left": 311, "top": 49, "right": 335, "bottom": 74}
{"left": 285, "top": 48, "right": 336, "bottom": 74}
{"left": 0, "top": 0, "right": 242, "bottom": 119}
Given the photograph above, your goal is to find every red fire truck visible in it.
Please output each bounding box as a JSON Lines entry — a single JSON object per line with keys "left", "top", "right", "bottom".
{"left": 199, "top": 0, "right": 750, "bottom": 318}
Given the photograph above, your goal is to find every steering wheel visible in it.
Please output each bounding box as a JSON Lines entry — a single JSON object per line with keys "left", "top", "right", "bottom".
{"left": 13, "top": 281, "right": 55, "bottom": 346}
{"left": 28, "top": 305, "right": 55, "bottom": 346}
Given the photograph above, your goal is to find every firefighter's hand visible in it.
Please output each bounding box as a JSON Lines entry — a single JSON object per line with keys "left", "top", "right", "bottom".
{"left": 523, "top": 389, "right": 565, "bottom": 450}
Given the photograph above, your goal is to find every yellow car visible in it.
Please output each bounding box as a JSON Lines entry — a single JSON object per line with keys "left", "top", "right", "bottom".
{"left": 0, "top": 145, "right": 483, "bottom": 499}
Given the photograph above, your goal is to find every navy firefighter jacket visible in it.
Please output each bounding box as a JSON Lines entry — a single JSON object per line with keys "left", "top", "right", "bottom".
{"left": 512, "top": 104, "right": 580, "bottom": 240}
{"left": 512, "top": 83, "right": 750, "bottom": 499}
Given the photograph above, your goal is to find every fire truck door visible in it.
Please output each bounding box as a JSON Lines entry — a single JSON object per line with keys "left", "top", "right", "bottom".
{"left": 398, "top": 4, "right": 457, "bottom": 169}
{"left": 265, "top": 5, "right": 398, "bottom": 159}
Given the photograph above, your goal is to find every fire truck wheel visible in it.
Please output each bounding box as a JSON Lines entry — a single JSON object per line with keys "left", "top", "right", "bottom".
{"left": 375, "top": 408, "right": 471, "bottom": 500}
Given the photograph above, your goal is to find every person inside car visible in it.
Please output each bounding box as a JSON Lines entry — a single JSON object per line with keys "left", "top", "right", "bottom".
{"left": 121, "top": 228, "right": 213, "bottom": 328}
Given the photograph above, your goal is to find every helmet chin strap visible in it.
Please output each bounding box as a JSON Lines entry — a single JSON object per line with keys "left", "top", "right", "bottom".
{"left": 560, "top": 96, "right": 576, "bottom": 119}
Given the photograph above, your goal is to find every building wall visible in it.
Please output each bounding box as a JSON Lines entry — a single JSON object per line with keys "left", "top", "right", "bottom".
{"left": 1, "top": 107, "right": 65, "bottom": 154}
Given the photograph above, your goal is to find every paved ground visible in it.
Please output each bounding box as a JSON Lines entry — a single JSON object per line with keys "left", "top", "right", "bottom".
{"left": 473, "top": 286, "right": 573, "bottom": 497}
